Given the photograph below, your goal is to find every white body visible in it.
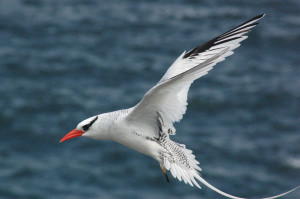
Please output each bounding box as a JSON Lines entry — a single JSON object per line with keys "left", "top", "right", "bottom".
{"left": 82, "top": 110, "right": 164, "bottom": 162}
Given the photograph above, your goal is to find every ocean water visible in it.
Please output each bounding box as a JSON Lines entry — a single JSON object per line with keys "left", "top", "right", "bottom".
{"left": 0, "top": 0, "right": 299, "bottom": 198}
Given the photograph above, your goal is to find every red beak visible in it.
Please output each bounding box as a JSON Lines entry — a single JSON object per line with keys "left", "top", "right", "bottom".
{"left": 60, "top": 129, "right": 85, "bottom": 142}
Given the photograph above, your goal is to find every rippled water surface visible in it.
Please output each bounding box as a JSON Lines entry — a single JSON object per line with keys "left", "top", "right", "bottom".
{"left": 0, "top": 0, "right": 299, "bottom": 198}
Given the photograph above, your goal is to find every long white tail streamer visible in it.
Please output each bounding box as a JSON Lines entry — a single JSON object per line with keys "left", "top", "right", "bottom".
{"left": 196, "top": 175, "right": 299, "bottom": 199}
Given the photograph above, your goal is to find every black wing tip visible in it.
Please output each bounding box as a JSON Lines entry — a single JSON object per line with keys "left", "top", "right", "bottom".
{"left": 183, "top": 14, "right": 265, "bottom": 59}
{"left": 256, "top": 13, "right": 266, "bottom": 19}
{"left": 230, "top": 13, "right": 266, "bottom": 31}
{"left": 248, "top": 14, "right": 266, "bottom": 24}
{"left": 249, "top": 14, "right": 266, "bottom": 21}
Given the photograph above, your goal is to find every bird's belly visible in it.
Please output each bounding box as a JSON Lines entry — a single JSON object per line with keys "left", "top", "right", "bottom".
{"left": 112, "top": 131, "right": 162, "bottom": 162}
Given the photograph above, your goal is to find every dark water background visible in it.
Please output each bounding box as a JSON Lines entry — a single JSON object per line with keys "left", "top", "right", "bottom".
{"left": 0, "top": 0, "right": 299, "bottom": 198}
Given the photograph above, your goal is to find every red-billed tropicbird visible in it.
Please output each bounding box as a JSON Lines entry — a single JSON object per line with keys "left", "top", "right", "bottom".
{"left": 60, "top": 14, "right": 299, "bottom": 199}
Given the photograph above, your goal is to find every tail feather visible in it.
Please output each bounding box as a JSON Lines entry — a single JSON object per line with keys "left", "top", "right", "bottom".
{"left": 195, "top": 175, "right": 300, "bottom": 199}
{"left": 163, "top": 141, "right": 299, "bottom": 199}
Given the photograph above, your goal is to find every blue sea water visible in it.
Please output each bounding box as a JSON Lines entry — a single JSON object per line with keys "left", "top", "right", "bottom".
{"left": 0, "top": 0, "right": 299, "bottom": 198}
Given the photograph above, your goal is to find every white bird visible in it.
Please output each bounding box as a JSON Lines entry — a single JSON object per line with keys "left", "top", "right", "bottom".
{"left": 60, "top": 14, "right": 299, "bottom": 199}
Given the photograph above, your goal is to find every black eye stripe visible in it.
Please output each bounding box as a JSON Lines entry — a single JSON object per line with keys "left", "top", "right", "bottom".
{"left": 82, "top": 124, "right": 89, "bottom": 131}
{"left": 89, "top": 116, "right": 98, "bottom": 126}
{"left": 82, "top": 116, "right": 98, "bottom": 131}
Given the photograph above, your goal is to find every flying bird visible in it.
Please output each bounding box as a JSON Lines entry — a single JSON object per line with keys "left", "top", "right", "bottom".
{"left": 60, "top": 14, "right": 299, "bottom": 199}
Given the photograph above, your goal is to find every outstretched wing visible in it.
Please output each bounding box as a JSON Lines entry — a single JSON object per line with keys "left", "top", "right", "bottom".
{"left": 125, "top": 14, "right": 265, "bottom": 139}
{"left": 159, "top": 14, "right": 265, "bottom": 83}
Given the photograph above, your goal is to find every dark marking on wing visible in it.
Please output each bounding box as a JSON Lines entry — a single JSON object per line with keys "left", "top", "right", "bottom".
{"left": 183, "top": 39, "right": 217, "bottom": 59}
{"left": 183, "top": 14, "right": 264, "bottom": 59}
{"left": 214, "top": 36, "right": 242, "bottom": 46}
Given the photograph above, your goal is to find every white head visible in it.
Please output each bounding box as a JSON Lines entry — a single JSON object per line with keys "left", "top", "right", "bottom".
{"left": 60, "top": 115, "right": 105, "bottom": 142}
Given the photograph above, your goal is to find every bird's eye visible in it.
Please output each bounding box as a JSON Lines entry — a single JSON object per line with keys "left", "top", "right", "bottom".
{"left": 82, "top": 116, "right": 98, "bottom": 132}
{"left": 82, "top": 125, "right": 89, "bottom": 131}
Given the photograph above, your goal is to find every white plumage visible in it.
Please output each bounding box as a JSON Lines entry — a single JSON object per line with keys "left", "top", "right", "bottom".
{"left": 60, "top": 14, "right": 300, "bottom": 199}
